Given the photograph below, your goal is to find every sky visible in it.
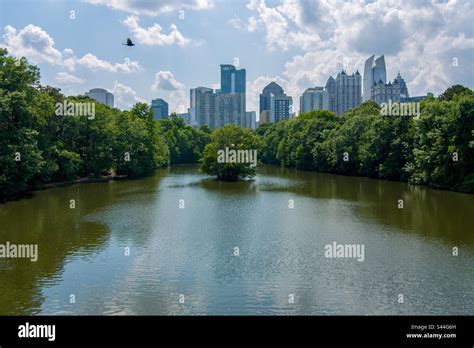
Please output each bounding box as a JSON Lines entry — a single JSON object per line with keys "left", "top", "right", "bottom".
{"left": 0, "top": 0, "right": 473, "bottom": 115}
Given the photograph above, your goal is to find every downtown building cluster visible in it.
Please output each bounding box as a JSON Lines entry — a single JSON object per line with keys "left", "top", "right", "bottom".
{"left": 295, "top": 54, "right": 431, "bottom": 118}
{"left": 188, "top": 64, "right": 256, "bottom": 129}
{"left": 83, "top": 55, "right": 432, "bottom": 128}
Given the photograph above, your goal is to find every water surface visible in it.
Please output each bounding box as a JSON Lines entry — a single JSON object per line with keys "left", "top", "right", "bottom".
{"left": 0, "top": 165, "right": 473, "bottom": 315}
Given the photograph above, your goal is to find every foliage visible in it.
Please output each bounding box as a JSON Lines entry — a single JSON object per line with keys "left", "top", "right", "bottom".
{"left": 158, "top": 114, "right": 211, "bottom": 164}
{"left": 257, "top": 89, "right": 474, "bottom": 192}
{"left": 0, "top": 49, "right": 173, "bottom": 198}
{"left": 200, "top": 125, "right": 261, "bottom": 180}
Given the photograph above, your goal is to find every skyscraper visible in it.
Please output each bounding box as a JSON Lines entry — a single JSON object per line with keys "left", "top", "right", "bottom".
{"left": 215, "top": 92, "right": 245, "bottom": 128}
{"left": 299, "top": 87, "right": 329, "bottom": 114}
{"left": 363, "top": 55, "right": 386, "bottom": 102}
{"left": 260, "top": 82, "right": 284, "bottom": 116}
{"left": 259, "top": 82, "right": 292, "bottom": 123}
{"left": 325, "top": 77, "right": 336, "bottom": 113}
{"left": 85, "top": 88, "right": 114, "bottom": 108}
{"left": 334, "top": 70, "right": 362, "bottom": 115}
{"left": 151, "top": 98, "right": 169, "bottom": 120}
{"left": 371, "top": 81, "right": 401, "bottom": 104}
{"left": 269, "top": 94, "right": 293, "bottom": 122}
{"left": 220, "top": 64, "right": 246, "bottom": 94}
{"left": 243, "top": 111, "right": 257, "bottom": 129}
{"left": 190, "top": 87, "right": 215, "bottom": 128}
{"left": 394, "top": 72, "right": 409, "bottom": 100}
{"left": 190, "top": 64, "right": 247, "bottom": 129}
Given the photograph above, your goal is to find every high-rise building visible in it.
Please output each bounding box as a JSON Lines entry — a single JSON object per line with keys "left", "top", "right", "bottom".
{"left": 151, "top": 98, "right": 169, "bottom": 120}
{"left": 191, "top": 64, "right": 247, "bottom": 129}
{"left": 394, "top": 72, "right": 409, "bottom": 100}
{"left": 85, "top": 88, "right": 114, "bottom": 108}
{"left": 260, "top": 82, "right": 284, "bottom": 116}
{"left": 299, "top": 87, "right": 329, "bottom": 114}
{"left": 325, "top": 76, "right": 336, "bottom": 113}
{"left": 178, "top": 111, "right": 191, "bottom": 124}
{"left": 215, "top": 92, "right": 245, "bottom": 128}
{"left": 334, "top": 70, "right": 362, "bottom": 115}
{"left": 363, "top": 55, "right": 386, "bottom": 102}
{"left": 259, "top": 82, "right": 292, "bottom": 123}
{"left": 243, "top": 111, "right": 257, "bottom": 129}
{"left": 259, "top": 110, "right": 270, "bottom": 125}
{"left": 190, "top": 87, "right": 215, "bottom": 128}
{"left": 371, "top": 81, "right": 401, "bottom": 104}
{"left": 220, "top": 64, "right": 246, "bottom": 94}
{"left": 269, "top": 94, "right": 293, "bottom": 122}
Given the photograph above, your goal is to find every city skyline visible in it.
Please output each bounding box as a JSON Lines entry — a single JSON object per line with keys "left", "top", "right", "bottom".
{"left": 1, "top": 0, "right": 472, "bottom": 114}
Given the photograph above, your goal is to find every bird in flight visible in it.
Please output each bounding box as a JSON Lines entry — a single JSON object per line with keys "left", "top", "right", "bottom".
{"left": 122, "top": 38, "right": 135, "bottom": 46}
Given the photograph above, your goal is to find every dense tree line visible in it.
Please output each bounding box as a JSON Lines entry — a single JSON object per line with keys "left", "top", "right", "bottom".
{"left": 0, "top": 49, "right": 209, "bottom": 199}
{"left": 157, "top": 115, "right": 211, "bottom": 164}
{"left": 256, "top": 86, "right": 474, "bottom": 193}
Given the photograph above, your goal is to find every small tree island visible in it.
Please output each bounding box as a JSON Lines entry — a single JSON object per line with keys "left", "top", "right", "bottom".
{"left": 200, "top": 125, "right": 262, "bottom": 181}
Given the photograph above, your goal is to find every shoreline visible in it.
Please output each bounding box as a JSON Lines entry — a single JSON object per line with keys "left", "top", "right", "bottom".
{"left": 1, "top": 174, "right": 129, "bottom": 203}
{"left": 1, "top": 163, "right": 472, "bottom": 203}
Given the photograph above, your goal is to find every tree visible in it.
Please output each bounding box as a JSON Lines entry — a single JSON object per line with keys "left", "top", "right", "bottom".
{"left": 201, "top": 125, "right": 261, "bottom": 180}
{"left": 438, "top": 84, "right": 473, "bottom": 101}
{"left": 158, "top": 115, "right": 211, "bottom": 164}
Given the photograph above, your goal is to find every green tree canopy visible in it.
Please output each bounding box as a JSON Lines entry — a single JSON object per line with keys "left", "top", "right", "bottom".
{"left": 200, "top": 125, "right": 261, "bottom": 180}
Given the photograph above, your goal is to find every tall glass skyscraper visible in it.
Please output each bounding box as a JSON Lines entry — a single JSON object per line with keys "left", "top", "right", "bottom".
{"left": 220, "top": 64, "right": 246, "bottom": 94}
{"left": 151, "top": 98, "right": 169, "bottom": 120}
{"left": 363, "top": 55, "right": 386, "bottom": 102}
{"left": 260, "top": 82, "right": 284, "bottom": 116}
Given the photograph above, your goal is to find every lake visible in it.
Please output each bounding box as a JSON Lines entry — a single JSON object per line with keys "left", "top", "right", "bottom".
{"left": 0, "top": 164, "right": 473, "bottom": 315}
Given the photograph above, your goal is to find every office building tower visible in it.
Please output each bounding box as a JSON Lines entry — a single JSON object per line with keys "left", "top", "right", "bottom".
{"left": 85, "top": 88, "right": 114, "bottom": 108}
{"left": 325, "top": 76, "right": 336, "bottom": 113}
{"left": 242, "top": 111, "right": 257, "bottom": 129}
{"left": 260, "top": 82, "right": 284, "bottom": 116}
{"left": 220, "top": 64, "right": 246, "bottom": 94}
{"left": 151, "top": 98, "right": 169, "bottom": 120}
{"left": 260, "top": 110, "right": 270, "bottom": 125}
{"left": 269, "top": 94, "right": 292, "bottom": 122}
{"left": 335, "top": 70, "right": 362, "bottom": 115}
{"left": 363, "top": 55, "right": 386, "bottom": 102}
{"left": 190, "top": 87, "right": 215, "bottom": 128}
{"left": 371, "top": 81, "right": 401, "bottom": 104}
{"left": 259, "top": 82, "right": 292, "bottom": 123}
{"left": 299, "top": 87, "right": 329, "bottom": 114}
{"left": 394, "top": 72, "right": 409, "bottom": 101}
{"left": 215, "top": 92, "right": 245, "bottom": 128}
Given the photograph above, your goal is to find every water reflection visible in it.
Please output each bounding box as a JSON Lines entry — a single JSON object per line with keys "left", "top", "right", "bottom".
{"left": 0, "top": 164, "right": 473, "bottom": 315}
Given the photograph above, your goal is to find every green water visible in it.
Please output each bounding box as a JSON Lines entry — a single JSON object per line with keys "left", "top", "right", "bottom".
{"left": 0, "top": 165, "right": 473, "bottom": 315}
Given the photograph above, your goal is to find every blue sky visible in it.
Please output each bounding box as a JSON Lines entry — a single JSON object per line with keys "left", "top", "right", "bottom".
{"left": 1, "top": 0, "right": 473, "bottom": 114}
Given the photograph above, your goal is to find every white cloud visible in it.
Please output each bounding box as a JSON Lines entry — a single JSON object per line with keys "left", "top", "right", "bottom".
{"left": 228, "top": 16, "right": 243, "bottom": 29}
{"left": 112, "top": 81, "right": 146, "bottom": 109}
{"left": 151, "top": 71, "right": 185, "bottom": 91}
{"left": 2, "top": 24, "right": 142, "bottom": 73}
{"left": 3, "top": 24, "right": 63, "bottom": 65}
{"left": 122, "top": 15, "right": 190, "bottom": 47}
{"left": 85, "top": 0, "right": 214, "bottom": 16}
{"left": 245, "top": 0, "right": 325, "bottom": 51}
{"left": 246, "top": 0, "right": 474, "bottom": 101}
{"left": 247, "top": 16, "right": 258, "bottom": 32}
{"left": 55, "top": 72, "right": 84, "bottom": 85}
{"left": 150, "top": 71, "right": 187, "bottom": 113}
{"left": 76, "top": 53, "right": 141, "bottom": 73}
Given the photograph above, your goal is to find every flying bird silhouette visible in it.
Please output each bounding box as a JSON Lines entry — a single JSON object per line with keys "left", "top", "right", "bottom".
{"left": 122, "top": 38, "right": 135, "bottom": 46}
